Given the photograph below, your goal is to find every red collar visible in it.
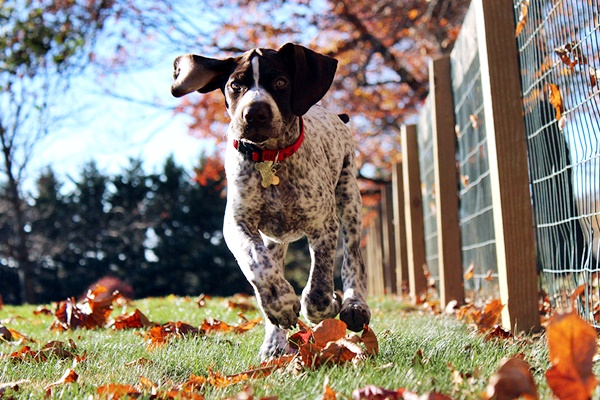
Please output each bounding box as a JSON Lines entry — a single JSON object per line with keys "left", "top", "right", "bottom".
{"left": 233, "top": 117, "right": 304, "bottom": 162}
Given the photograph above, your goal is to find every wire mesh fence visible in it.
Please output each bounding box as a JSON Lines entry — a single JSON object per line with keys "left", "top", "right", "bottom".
{"left": 417, "top": 97, "right": 440, "bottom": 290}
{"left": 450, "top": 6, "right": 499, "bottom": 303}
{"left": 515, "top": 0, "right": 600, "bottom": 324}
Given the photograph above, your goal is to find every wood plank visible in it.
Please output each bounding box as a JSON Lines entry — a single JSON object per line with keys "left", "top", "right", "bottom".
{"left": 475, "top": 0, "right": 540, "bottom": 332}
{"left": 429, "top": 56, "right": 465, "bottom": 308}
{"left": 392, "top": 162, "right": 409, "bottom": 295}
{"left": 401, "top": 125, "right": 428, "bottom": 300}
{"left": 381, "top": 184, "right": 397, "bottom": 294}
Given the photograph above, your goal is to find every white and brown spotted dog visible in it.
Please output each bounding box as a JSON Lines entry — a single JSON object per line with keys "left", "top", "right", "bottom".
{"left": 171, "top": 43, "right": 370, "bottom": 359}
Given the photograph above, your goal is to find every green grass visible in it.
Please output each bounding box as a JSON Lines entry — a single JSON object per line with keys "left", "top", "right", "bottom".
{"left": 0, "top": 295, "right": 559, "bottom": 399}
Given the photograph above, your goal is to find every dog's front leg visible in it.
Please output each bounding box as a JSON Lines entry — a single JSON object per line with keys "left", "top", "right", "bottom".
{"left": 223, "top": 213, "right": 299, "bottom": 357}
{"left": 301, "top": 218, "right": 342, "bottom": 325}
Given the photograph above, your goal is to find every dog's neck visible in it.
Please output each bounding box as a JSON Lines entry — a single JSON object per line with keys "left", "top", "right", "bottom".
{"left": 233, "top": 117, "right": 304, "bottom": 163}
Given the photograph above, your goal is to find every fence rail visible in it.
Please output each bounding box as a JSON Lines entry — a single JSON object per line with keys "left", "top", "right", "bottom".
{"left": 365, "top": 0, "right": 600, "bottom": 332}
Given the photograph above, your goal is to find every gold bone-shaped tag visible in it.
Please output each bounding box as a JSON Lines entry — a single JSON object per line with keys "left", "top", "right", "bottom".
{"left": 255, "top": 161, "right": 280, "bottom": 188}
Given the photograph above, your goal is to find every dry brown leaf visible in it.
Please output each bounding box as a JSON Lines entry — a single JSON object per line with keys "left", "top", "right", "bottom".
{"left": 546, "top": 311, "right": 597, "bottom": 399}
{"left": 589, "top": 67, "right": 600, "bottom": 88}
{"left": 469, "top": 114, "right": 479, "bottom": 129}
{"left": 228, "top": 300, "right": 256, "bottom": 312}
{"left": 479, "top": 299, "right": 504, "bottom": 330}
{"left": 361, "top": 325, "right": 379, "bottom": 355}
{"left": 486, "top": 356, "right": 538, "bottom": 400}
{"left": 97, "top": 383, "right": 141, "bottom": 399}
{"left": 0, "top": 380, "right": 30, "bottom": 397}
{"left": 114, "top": 309, "right": 153, "bottom": 330}
{"left": 547, "top": 83, "right": 564, "bottom": 121}
{"left": 464, "top": 263, "right": 475, "bottom": 280}
{"left": 515, "top": 0, "right": 529, "bottom": 37}
{"left": 44, "top": 368, "right": 79, "bottom": 396}
{"left": 50, "top": 291, "right": 121, "bottom": 331}
{"left": 145, "top": 321, "right": 202, "bottom": 348}
{"left": 313, "top": 319, "right": 348, "bottom": 348}
{"left": 352, "top": 385, "right": 405, "bottom": 400}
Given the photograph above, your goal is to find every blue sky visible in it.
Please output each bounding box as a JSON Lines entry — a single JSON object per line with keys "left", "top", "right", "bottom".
{"left": 26, "top": 51, "right": 212, "bottom": 193}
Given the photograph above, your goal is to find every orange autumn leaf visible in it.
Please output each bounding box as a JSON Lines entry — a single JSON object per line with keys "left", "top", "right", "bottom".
{"left": 361, "top": 325, "right": 379, "bottom": 355}
{"left": 44, "top": 368, "right": 79, "bottom": 396}
{"left": 228, "top": 300, "right": 256, "bottom": 312}
{"left": 200, "top": 317, "right": 261, "bottom": 334}
{"left": 479, "top": 299, "right": 504, "bottom": 330}
{"left": 486, "top": 356, "right": 538, "bottom": 400}
{"left": 97, "top": 383, "right": 141, "bottom": 399}
{"left": 547, "top": 83, "right": 564, "bottom": 121}
{"left": 464, "top": 263, "right": 475, "bottom": 280}
{"left": 545, "top": 312, "right": 597, "bottom": 400}
{"left": 515, "top": 0, "right": 529, "bottom": 37}
{"left": 50, "top": 291, "right": 122, "bottom": 331}
{"left": 145, "top": 322, "right": 202, "bottom": 348}
{"left": 114, "top": 309, "right": 153, "bottom": 330}
{"left": 312, "top": 319, "right": 348, "bottom": 348}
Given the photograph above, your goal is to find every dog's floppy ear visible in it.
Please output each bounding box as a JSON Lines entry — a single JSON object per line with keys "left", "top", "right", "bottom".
{"left": 277, "top": 43, "right": 338, "bottom": 116}
{"left": 171, "top": 54, "right": 236, "bottom": 98}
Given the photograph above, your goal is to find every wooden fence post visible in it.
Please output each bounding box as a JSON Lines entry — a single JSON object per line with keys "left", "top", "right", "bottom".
{"left": 401, "top": 125, "right": 428, "bottom": 300}
{"left": 429, "top": 57, "right": 465, "bottom": 308}
{"left": 475, "top": 0, "right": 540, "bottom": 332}
{"left": 392, "top": 162, "right": 409, "bottom": 295}
{"left": 381, "top": 184, "right": 397, "bottom": 295}
{"left": 366, "top": 212, "right": 385, "bottom": 297}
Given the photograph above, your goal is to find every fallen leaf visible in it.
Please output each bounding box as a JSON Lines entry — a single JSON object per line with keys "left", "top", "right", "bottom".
{"left": 361, "top": 325, "right": 379, "bottom": 355}
{"left": 545, "top": 311, "right": 597, "bottom": 400}
{"left": 547, "top": 83, "right": 564, "bottom": 121}
{"left": 33, "top": 306, "right": 53, "bottom": 316}
{"left": 313, "top": 319, "right": 348, "bottom": 348}
{"left": 97, "top": 383, "right": 141, "bottom": 399}
{"left": 44, "top": 368, "right": 79, "bottom": 396}
{"left": 9, "top": 340, "right": 79, "bottom": 363}
{"left": 0, "top": 380, "right": 30, "bottom": 397}
{"left": 51, "top": 291, "right": 122, "bottom": 331}
{"left": 486, "top": 356, "right": 538, "bottom": 400}
{"left": 323, "top": 379, "right": 338, "bottom": 400}
{"left": 0, "top": 325, "right": 13, "bottom": 341}
{"left": 145, "top": 322, "right": 202, "bottom": 348}
{"left": 479, "top": 299, "right": 504, "bottom": 330}
{"left": 114, "top": 309, "right": 153, "bottom": 330}
{"left": 228, "top": 300, "right": 256, "bottom": 312}
{"left": 352, "top": 385, "right": 405, "bottom": 400}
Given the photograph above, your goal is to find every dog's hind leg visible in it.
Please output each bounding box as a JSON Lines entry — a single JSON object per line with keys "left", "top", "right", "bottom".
{"left": 335, "top": 154, "right": 371, "bottom": 332}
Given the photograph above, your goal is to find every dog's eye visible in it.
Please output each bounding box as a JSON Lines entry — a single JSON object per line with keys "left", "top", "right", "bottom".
{"left": 274, "top": 78, "right": 288, "bottom": 89}
{"left": 230, "top": 81, "right": 243, "bottom": 91}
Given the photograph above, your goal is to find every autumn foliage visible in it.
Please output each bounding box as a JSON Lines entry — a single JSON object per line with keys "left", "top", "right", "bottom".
{"left": 3, "top": 282, "right": 600, "bottom": 398}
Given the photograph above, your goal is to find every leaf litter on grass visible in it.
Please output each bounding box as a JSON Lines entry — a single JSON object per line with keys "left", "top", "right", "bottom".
{"left": 3, "top": 285, "right": 600, "bottom": 399}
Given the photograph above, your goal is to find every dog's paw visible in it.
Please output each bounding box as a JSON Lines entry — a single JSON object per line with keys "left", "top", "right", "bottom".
{"left": 301, "top": 290, "right": 342, "bottom": 324}
{"left": 340, "top": 296, "right": 371, "bottom": 332}
{"left": 259, "top": 324, "right": 289, "bottom": 361}
{"left": 260, "top": 279, "right": 300, "bottom": 329}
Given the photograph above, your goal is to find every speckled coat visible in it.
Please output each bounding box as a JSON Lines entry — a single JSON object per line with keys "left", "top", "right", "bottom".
{"left": 171, "top": 43, "right": 370, "bottom": 360}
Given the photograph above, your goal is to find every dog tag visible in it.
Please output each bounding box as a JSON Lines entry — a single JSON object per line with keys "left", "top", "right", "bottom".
{"left": 255, "top": 161, "right": 280, "bottom": 188}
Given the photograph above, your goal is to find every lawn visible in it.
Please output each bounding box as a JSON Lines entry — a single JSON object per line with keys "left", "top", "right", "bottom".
{"left": 0, "top": 294, "right": 591, "bottom": 399}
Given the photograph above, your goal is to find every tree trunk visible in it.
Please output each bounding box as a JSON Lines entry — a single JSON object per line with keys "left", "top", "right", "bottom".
{"left": 0, "top": 125, "right": 35, "bottom": 304}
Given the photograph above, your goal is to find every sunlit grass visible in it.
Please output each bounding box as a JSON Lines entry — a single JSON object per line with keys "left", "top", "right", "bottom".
{"left": 0, "top": 294, "right": 559, "bottom": 399}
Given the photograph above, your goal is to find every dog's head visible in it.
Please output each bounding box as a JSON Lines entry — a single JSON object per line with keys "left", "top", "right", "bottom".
{"left": 171, "top": 43, "right": 337, "bottom": 143}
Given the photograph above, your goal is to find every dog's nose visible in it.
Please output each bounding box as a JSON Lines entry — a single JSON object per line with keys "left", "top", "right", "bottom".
{"left": 243, "top": 102, "right": 272, "bottom": 124}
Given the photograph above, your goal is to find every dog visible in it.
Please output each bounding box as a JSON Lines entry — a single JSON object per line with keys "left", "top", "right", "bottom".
{"left": 171, "top": 43, "right": 371, "bottom": 359}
